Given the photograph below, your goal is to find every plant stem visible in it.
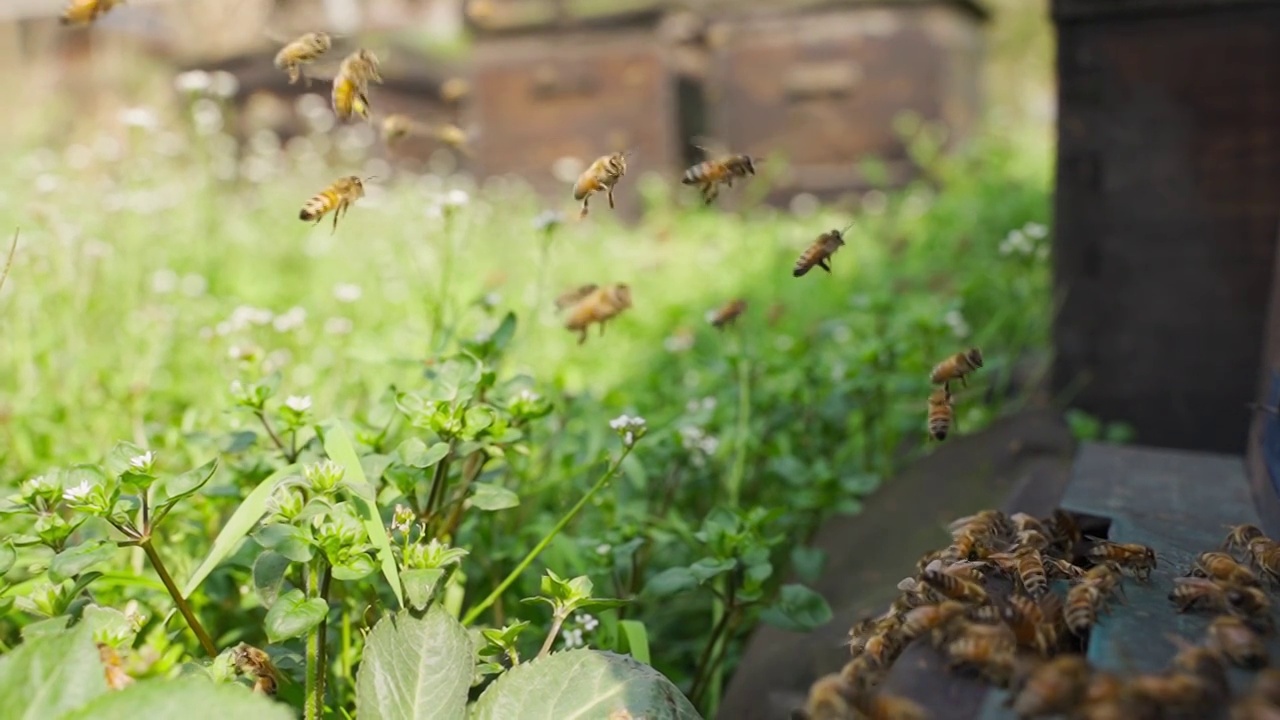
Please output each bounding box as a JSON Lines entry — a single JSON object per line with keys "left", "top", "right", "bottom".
{"left": 256, "top": 410, "right": 296, "bottom": 463}
{"left": 536, "top": 609, "right": 568, "bottom": 660}
{"left": 305, "top": 560, "right": 332, "bottom": 720}
{"left": 689, "top": 603, "right": 734, "bottom": 706}
{"left": 726, "top": 353, "right": 752, "bottom": 507}
{"left": 140, "top": 539, "right": 217, "bottom": 657}
{"left": 441, "top": 451, "right": 488, "bottom": 538}
{"left": 422, "top": 446, "right": 454, "bottom": 529}
{"left": 461, "top": 446, "right": 634, "bottom": 626}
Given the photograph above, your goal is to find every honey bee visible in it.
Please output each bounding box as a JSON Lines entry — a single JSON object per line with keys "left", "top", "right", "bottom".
{"left": 854, "top": 693, "right": 929, "bottom": 720}
{"left": 949, "top": 510, "right": 1011, "bottom": 538}
{"left": 1002, "top": 593, "right": 1061, "bottom": 656}
{"left": 1168, "top": 576, "right": 1269, "bottom": 618}
{"left": 921, "top": 567, "right": 988, "bottom": 604}
{"left": 930, "top": 348, "right": 984, "bottom": 389}
{"left": 1008, "top": 655, "right": 1091, "bottom": 719}
{"left": 97, "top": 643, "right": 134, "bottom": 691}
{"left": 332, "top": 49, "right": 383, "bottom": 122}
{"left": 1207, "top": 615, "right": 1269, "bottom": 668}
{"left": 1087, "top": 540, "right": 1156, "bottom": 581}
{"left": 231, "top": 643, "right": 283, "bottom": 697}
{"left": 1225, "top": 524, "right": 1266, "bottom": 555}
{"left": 1065, "top": 583, "right": 1106, "bottom": 635}
{"left": 681, "top": 148, "right": 757, "bottom": 205}
{"left": 1248, "top": 537, "right": 1280, "bottom": 585}
{"left": 945, "top": 622, "right": 1016, "bottom": 683}
{"left": 1013, "top": 547, "right": 1048, "bottom": 597}
{"left": 274, "top": 32, "right": 332, "bottom": 85}
{"left": 706, "top": 299, "right": 748, "bottom": 330}
{"left": 795, "top": 672, "right": 856, "bottom": 720}
{"left": 1045, "top": 556, "right": 1086, "bottom": 581}
{"left": 926, "top": 387, "right": 953, "bottom": 441}
{"left": 1047, "top": 509, "right": 1083, "bottom": 554}
{"left": 1191, "top": 551, "right": 1260, "bottom": 587}
{"left": 900, "top": 601, "right": 967, "bottom": 642}
{"left": 380, "top": 115, "right": 477, "bottom": 156}
{"left": 60, "top": 0, "right": 123, "bottom": 25}
{"left": 299, "top": 175, "right": 371, "bottom": 233}
{"left": 440, "top": 77, "right": 471, "bottom": 105}
{"left": 793, "top": 226, "right": 850, "bottom": 277}
{"left": 572, "top": 152, "right": 629, "bottom": 219}
{"left": 1127, "top": 673, "right": 1214, "bottom": 718}
{"left": 554, "top": 283, "right": 600, "bottom": 311}
{"left": 562, "top": 283, "right": 632, "bottom": 344}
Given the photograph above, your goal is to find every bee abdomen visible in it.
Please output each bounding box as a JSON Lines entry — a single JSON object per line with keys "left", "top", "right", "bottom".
{"left": 300, "top": 191, "right": 335, "bottom": 221}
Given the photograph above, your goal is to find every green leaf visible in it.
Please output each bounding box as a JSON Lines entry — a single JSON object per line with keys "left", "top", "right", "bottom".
{"left": 0, "top": 540, "right": 14, "bottom": 575}
{"left": 321, "top": 419, "right": 403, "bottom": 609}
{"left": 644, "top": 567, "right": 698, "bottom": 597}
{"left": 355, "top": 607, "right": 473, "bottom": 720}
{"left": 396, "top": 439, "right": 450, "bottom": 469}
{"left": 252, "top": 524, "right": 313, "bottom": 563}
{"left": 469, "top": 483, "right": 519, "bottom": 511}
{"left": 471, "top": 649, "right": 701, "bottom": 720}
{"left": 688, "top": 557, "right": 736, "bottom": 583}
{"left": 619, "top": 620, "right": 651, "bottom": 665}
{"left": 759, "top": 584, "right": 833, "bottom": 632}
{"left": 49, "top": 540, "right": 118, "bottom": 583}
{"left": 423, "top": 355, "right": 482, "bottom": 403}
{"left": 63, "top": 675, "right": 293, "bottom": 720}
{"left": 264, "top": 589, "right": 328, "bottom": 643}
{"left": 401, "top": 568, "right": 445, "bottom": 612}
{"left": 251, "top": 551, "right": 291, "bottom": 608}
{"left": 152, "top": 459, "right": 218, "bottom": 512}
{"left": 490, "top": 312, "right": 517, "bottom": 353}
{"left": 181, "top": 463, "right": 300, "bottom": 598}
{"left": 104, "top": 441, "right": 146, "bottom": 476}
{"left": 331, "top": 552, "right": 378, "bottom": 581}
{"left": 791, "top": 546, "right": 826, "bottom": 585}
{"left": 463, "top": 406, "right": 496, "bottom": 436}
{"left": 0, "top": 622, "right": 107, "bottom": 718}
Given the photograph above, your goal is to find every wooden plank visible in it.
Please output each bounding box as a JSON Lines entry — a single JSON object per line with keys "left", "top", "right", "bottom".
{"left": 1054, "top": 0, "right": 1280, "bottom": 22}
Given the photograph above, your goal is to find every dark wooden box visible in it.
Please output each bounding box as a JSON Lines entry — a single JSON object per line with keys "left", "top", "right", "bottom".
{"left": 703, "top": 0, "right": 987, "bottom": 206}
{"left": 1051, "top": 0, "right": 1280, "bottom": 454}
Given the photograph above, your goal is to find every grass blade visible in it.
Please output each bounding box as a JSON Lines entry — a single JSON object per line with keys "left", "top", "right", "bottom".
{"left": 181, "top": 463, "right": 299, "bottom": 599}
{"left": 620, "top": 619, "right": 651, "bottom": 665}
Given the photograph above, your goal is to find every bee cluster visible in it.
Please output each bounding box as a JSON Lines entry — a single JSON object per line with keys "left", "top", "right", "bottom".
{"left": 795, "top": 512, "right": 1280, "bottom": 720}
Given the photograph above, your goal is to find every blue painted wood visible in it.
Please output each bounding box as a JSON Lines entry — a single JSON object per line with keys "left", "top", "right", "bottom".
{"left": 1264, "top": 369, "right": 1280, "bottom": 499}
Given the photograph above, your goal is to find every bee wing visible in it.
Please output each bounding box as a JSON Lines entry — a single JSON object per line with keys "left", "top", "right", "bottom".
{"left": 689, "top": 135, "right": 730, "bottom": 158}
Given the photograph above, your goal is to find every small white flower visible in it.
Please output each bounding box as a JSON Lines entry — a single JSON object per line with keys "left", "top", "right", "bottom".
{"left": 518, "top": 389, "right": 540, "bottom": 403}
{"left": 151, "top": 268, "right": 179, "bottom": 294}
{"left": 444, "top": 189, "right": 470, "bottom": 207}
{"left": 119, "top": 107, "right": 159, "bottom": 130}
{"left": 63, "top": 480, "right": 93, "bottom": 502}
{"left": 578, "top": 613, "right": 599, "bottom": 632}
{"left": 284, "top": 395, "right": 312, "bottom": 413}
{"left": 609, "top": 415, "right": 632, "bottom": 431}
{"left": 1023, "top": 222, "right": 1048, "bottom": 240}
{"left": 333, "top": 283, "right": 362, "bottom": 303}
{"left": 209, "top": 70, "right": 239, "bottom": 99}
{"left": 944, "top": 309, "right": 971, "bottom": 339}
{"left": 174, "top": 70, "right": 211, "bottom": 94}
{"left": 595, "top": 543, "right": 611, "bottom": 555}
{"left": 129, "top": 451, "right": 155, "bottom": 471}
{"left": 273, "top": 306, "right": 307, "bottom": 332}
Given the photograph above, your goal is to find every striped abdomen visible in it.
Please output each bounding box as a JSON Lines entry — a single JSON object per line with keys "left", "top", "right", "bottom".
{"left": 332, "top": 77, "right": 369, "bottom": 121}
{"left": 300, "top": 189, "right": 339, "bottom": 222}
{"left": 1016, "top": 548, "right": 1048, "bottom": 596}
{"left": 927, "top": 389, "right": 952, "bottom": 440}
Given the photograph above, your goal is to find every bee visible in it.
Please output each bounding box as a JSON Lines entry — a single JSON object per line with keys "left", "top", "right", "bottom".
{"left": 1008, "top": 655, "right": 1091, "bottom": 719}
{"left": 231, "top": 643, "right": 283, "bottom": 697}
{"left": 681, "top": 148, "right": 757, "bottom": 205}
{"left": 1087, "top": 540, "right": 1156, "bottom": 581}
{"left": 926, "top": 388, "right": 954, "bottom": 441}
{"left": 706, "top": 299, "right": 748, "bottom": 330}
{"left": 299, "top": 175, "right": 371, "bottom": 233}
{"left": 793, "top": 225, "right": 850, "bottom": 277}
{"left": 60, "top": 0, "right": 123, "bottom": 25}
{"left": 1207, "top": 615, "right": 1269, "bottom": 668}
{"left": 1225, "top": 524, "right": 1266, "bottom": 555}
{"left": 1065, "top": 583, "right": 1106, "bottom": 635}
{"left": 97, "top": 643, "right": 134, "bottom": 691}
{"left": 274, "top": 32, "right": 332, "bottom": 85}
{"left": 795, "top": 672, "right": 856, "bottom": 720}
{"left": 1047, "top": 509, "right": 1083, "bottom": 554}
{"left": 1168, "top": 576, "right": 1269, "bottom": 618}
{"left": 949, "top": 510, "right": 1012, "bottom": 538}
{"left": 853, "top": 693, "right": 929, "bottom": 720}
{"left": 1011, "top": 513, "right": 1048, "bottom": 536}
{"left": 945, "top": 622, "right": 1016, "bottom": 684}
{"left": 554, "top": 283, "right": 600, "bottom": 311}
{"left": 332, "top": 49, "right": 383, "bottom": 122}
{"left": 1014, "top": 546, "right": 1048, "bottom": 597}
{"left": 1248, "top": 537, "right": 1280, "bottom": 585}
{"left": 1191, "top": 551, "right": 1260, "bottom": 587}
{"left": 440, "top": 77, "right": 471, "bottom": 105}
{"left": 562, "top": 283, "right": 632, "bottom": 345}
{"left": 900, "top": 601, "right": 967, "bottom": 642}
{"left": 380, "top": 115, "right": 477, "bottom": 156}
{"left": 1045, "top": 556, "right": 1086, "bottom": 581}
{"left": 1128, "top": 673, "right": 1214, "bottom": 719}
{"left": 573, "top": 152, "right": 629, "bottom": 219}
{"left": 1002, "top": 593, "right": 1061, "bottom": 656}
{"left": 930, "top": 348, "right": 984, "bottom": 389}
{"left": 921, "top": 567, "right": 988, "bottom": 604}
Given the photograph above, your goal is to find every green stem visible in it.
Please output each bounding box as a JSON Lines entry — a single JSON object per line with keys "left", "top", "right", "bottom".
{"left": 461, "top": 445, "right": 634, "bottom": 626}
{"left": 140, "top": 539, "right": 217, "bottom": 657}
{"left": 422, "top": 445, "right": 455, "bottom": 529}
{"left": 305, "top": 560, "right": 331, "bottom": 720}
{"left": 726, "top": 354, "right": 752, "bottom": 507}
{"left": 536, "top": 609, "right": 569, "bottom": 660}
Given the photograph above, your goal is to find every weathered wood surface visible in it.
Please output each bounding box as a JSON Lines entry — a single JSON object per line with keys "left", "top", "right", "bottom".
{"left": 717, "top": 408, "right": 1076, "bottom": 720}
{"left": 1051, "top": 3, "right": 1280, "bottom": 453}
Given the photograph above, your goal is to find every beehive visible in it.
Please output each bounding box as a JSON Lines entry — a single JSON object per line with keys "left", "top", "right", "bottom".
{"left": 1051, "top": 0, "right": 1280, "bottom": 454}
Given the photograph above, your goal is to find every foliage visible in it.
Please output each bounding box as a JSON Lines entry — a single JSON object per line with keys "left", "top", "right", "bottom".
{"left": 0, "top": 90, "right": 1052, "bottom": 719}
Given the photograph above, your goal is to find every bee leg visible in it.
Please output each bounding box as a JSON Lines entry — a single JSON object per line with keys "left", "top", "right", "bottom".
{"left": 577, "top": 329, "right": 588, "bottom": 345}
{"left": 818, "top": 259, "right": 832, "bottom": 273}
{"left": 332, "top": 201, "right": 345, "bottom": 234}
{"left": 703, "top": 184, "right": 718, "bottom": 205}
{"left": 579, "top": 196, "right": 590, "bottom": 220}
{"left": 607, "top": 187, "right": 615, "bottom": 210}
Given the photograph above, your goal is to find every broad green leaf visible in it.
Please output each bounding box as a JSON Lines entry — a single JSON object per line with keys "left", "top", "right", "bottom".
{"left": 471, "top": 649, "right": 701, "bottom": 720}
{"left": 469, "top": 483, "right": 519, "bottom": 511}
{"left": 355, "top": 607, "right": 472, "bottom": 720}
{"left": 423, "top": 355, "right": 481, "bottom": 403}
{"left": 49, "top": 540, "right": 117, "bottom": 583}
{"left": 321, "top": 419, "right": 403, "bottom": 608}
{"left": 63, "top": 674, "right": 293, "bottom": 720}
{"left": 0, "top": 622, "right": 107, "bottom": 718}
{"left": 401, "top": 568, "right": 445, "bottom": 612}
{"left": 490, "top": 311, "right": 517, "bottom": 352}
{"left": 790, "top": 546, "right": 826, "bottom": 585}
{"left": 82, "top": 604, "right": 138, "bottom": 646}
{"left": 619, "top": 620, "right": 651, "bottom": 665}
{"left": 689, "top": 557, "right": 736, "bottom": 583}
{"left": 104, "top": 441, "right": 147, "bottom": 477}
{"left": 181, "top": 463, "right": 300, "bottom": 598}
{"left": 152, "top": 459, "right": 218, "bottom": 512}
{"left": 264, "top": 589, "right": 327, "bottom": 643}
{"left": 643, "top": 567, "right": 697, "bottom": 597}
{"left": 331, "top": 552, "right": 378, "bottom": 581}
{"left": 463, "top": 406, "right": 495, "bottom": 436}
{"left": 252, "top": 524, "right": 313, "bottom": 563}
{"left": 396, "top": 439, "right": 450, "bottom": 469}
{"left": 21, "top": 616, "right": 71, "bottom": 642}
{"left": 251, "top": 551, "right": 291, "bottom": 608}
{"left": 759, "top": 584, "right": 833, "bottom": 632}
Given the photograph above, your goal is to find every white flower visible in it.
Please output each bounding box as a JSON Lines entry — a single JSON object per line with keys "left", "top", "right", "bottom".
{"left": 444, "top": 189, "right": 470, "bottom": 207}
{"left": 119, "top": 107, "right": 159, "bottom": 130}
{"left": 284, "top": 395, "right": 312, "bottom": 413}
{"left": 561, "top": 628, "right": 585, "bottom": 649}
{"left": 273, "top": 306, "right": 307, "bottom": 332}
{"left": 333, "top": 283, "right": 362, "bottom": 303}
{"left": 595, "top": 543, "right": 611, "bottom": 555}
{"left": 518, "top": 389, "right": 540, "bottom": 403}
{"left": 63, "top": 480, "right": 93, "bottom": 502}
{"left": 944, "top": 309, "right": 971, "bottom": 339}
{"left": 174, "top": 70, "right": 211, "bottom": 94}
{"left": 209, "top": 71, "right": 239, "bottom": 99}
{"left": 1023, "top": 222, "right": 1048, "bottom": 240}
{"left": 663, "top": 332, "right": 695, "bottom": 354}
{"left": 151, "top": 269, "right": 179, "bottom": 294}
{"left": 533, "top": 209, "right": 564, "bottom": 233}
{"left": 577, "top": 613, "right": 599, "bottom": 632}
{"left": 129, "top": 451, "right": 155, "bottom": 471}
{"left": 998, "top": 228, "right": 1034, "bottom": 257}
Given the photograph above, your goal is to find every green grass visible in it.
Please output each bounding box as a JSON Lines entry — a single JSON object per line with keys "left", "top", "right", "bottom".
{"left": 0, "top": 105, "right": 1052, "bottom": 716}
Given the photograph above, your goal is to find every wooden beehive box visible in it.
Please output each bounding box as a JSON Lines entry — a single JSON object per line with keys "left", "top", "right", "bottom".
{"left": 463, "top": 0, "right": 682, "bottom": 219}
{"left": 1051, "top": 0, "right": 1280, "bottom": 455}
{"left": 703, "top": 0, "right": 988, "bottom": 206}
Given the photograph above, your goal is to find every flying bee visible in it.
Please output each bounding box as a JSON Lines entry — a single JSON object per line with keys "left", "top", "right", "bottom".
{"left": 921, "top": 567, "right": 988, "bottom": 604}
{"left": 1225, "top": 524, "right": 1266, "bottom": 555}
{"left": 1191, "top": 551, "right": 1260, "bottom": 587}
{"left": 793, "top": 224, "right": 850, "bottom": 277}
{"left": 1008, "top": 655, "right": 1091, "bottom": 719}
{"left": 331, "top": 49, "right": 383, "bottom": 122}
{"left": 1087, "top": 540, "right": 1156, "bottom": 582}
{"left": 1207, "top": 615, "right": 1269, "bottom": 668}
{"left": 926, "top": 387, "right": 954, "bottom": 441}
{"left": 554, "top": 283, "right": 600, "bottom": 311}
{"left": 930, "top": 348, "right": 984, "bottom": 389}
{"left": 706, "top": 298, "right": 748, "bottom": 330}
{"left": 562, "top": 283, "right": 632, "bottom": 345}
{"left": 60, "top": 0, "right": 123, "bottom": 25}
{"left": 231, "top": 643, "right": 284, "bottom": 697}
{"left": 97, "top": 643, "right": 134, "bottom": 691}
{"left": 379, "top": 115, "right": 477, "bottom": 156}
{"left": 299, "top": 175, "right": 372, "bottom": 233}
{"left": 274, "top": 32, "right": 332, "bottom": 85}
{"left": 439, "top": 77, "right": 471, "bottom": 105}
{"left": 681, "top": 147, "right": 757, "bottom": 205}
{"left": 573, "top": 151, "right": 629, "bottom": 219}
